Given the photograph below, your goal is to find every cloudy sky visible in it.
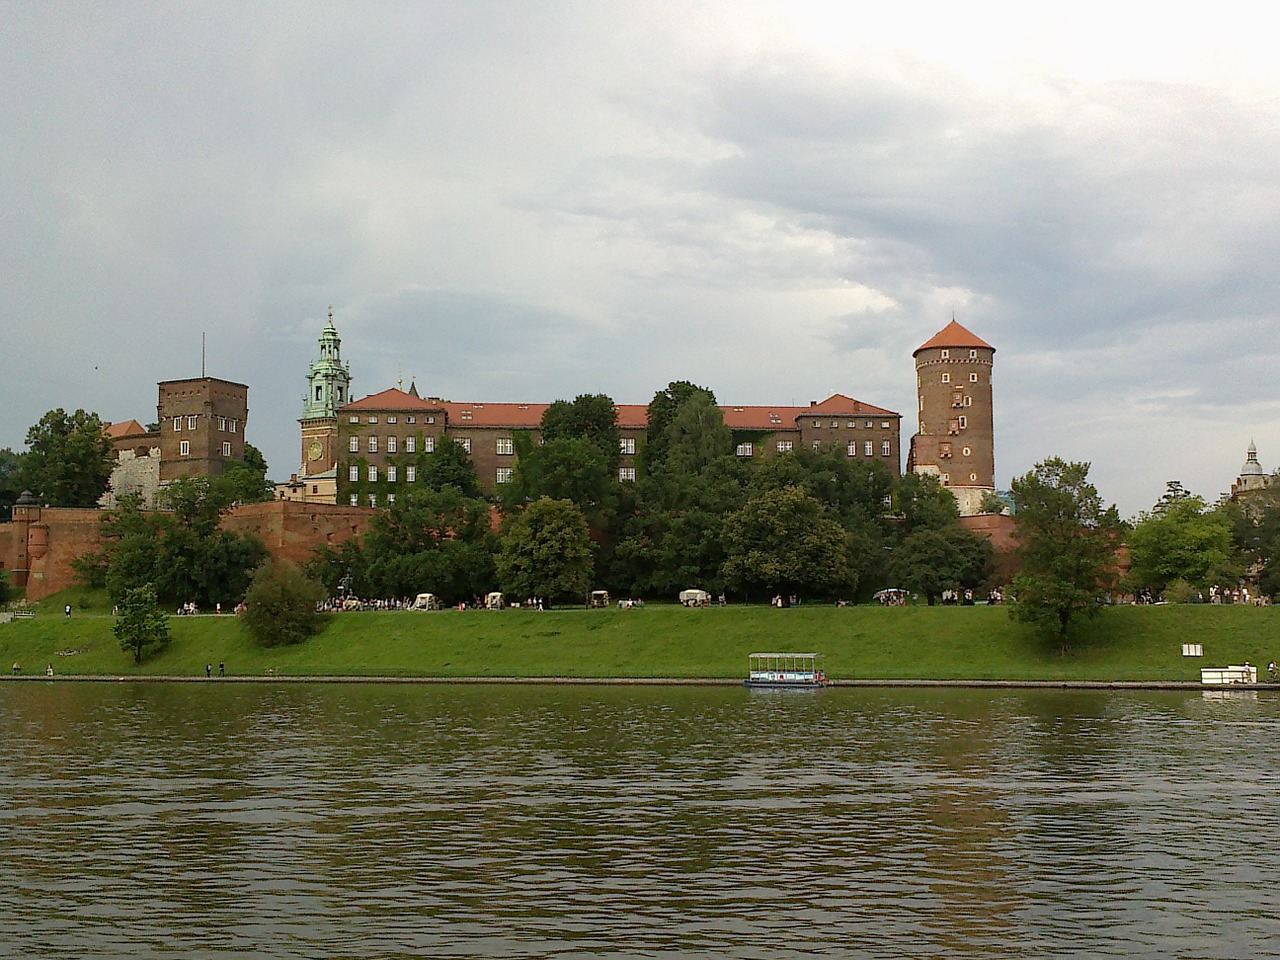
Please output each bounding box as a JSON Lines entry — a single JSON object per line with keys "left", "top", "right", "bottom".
{"left": 5, "top": 1, "right": 1278, "bottom": 517}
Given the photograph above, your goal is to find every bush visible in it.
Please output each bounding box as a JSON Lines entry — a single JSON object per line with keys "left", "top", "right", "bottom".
{"left": 239, "top": 560, "right": 327, "bottom": 647}
{"left": 1162, "top": 579, "right": 1200, "bottom": 604}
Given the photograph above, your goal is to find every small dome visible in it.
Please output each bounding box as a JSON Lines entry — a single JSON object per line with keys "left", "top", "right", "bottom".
{"left": 1241, "top": 442, "right": 1264, "bottom": 476}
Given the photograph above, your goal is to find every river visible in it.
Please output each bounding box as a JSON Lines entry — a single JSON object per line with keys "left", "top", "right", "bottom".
{"left": 1, "top": 682, "right": 1278, "bottom": 958}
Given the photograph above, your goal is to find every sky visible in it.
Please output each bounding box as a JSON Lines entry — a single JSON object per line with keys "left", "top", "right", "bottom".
{"left": 4, "top": 1, "right": 1278, "bottom": 518}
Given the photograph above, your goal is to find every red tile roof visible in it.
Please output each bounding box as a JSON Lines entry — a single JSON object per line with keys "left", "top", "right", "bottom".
{"left": 914, "top": 320, "right": 995, "bottom": 355}
{"left": 104, "top": 419, "right": 148, "bottom": 439}
{"left": 341, "top": 391, "right": 898, "bottom": 430}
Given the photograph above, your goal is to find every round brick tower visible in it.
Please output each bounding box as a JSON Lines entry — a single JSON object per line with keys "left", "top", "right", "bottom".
{"left": 907, "top": 319, "right": 996, "bottom": 516}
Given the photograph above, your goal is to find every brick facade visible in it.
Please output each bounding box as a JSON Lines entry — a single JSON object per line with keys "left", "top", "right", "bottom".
{"left": 157, "top": 377, "right": 248, "bottom": 481}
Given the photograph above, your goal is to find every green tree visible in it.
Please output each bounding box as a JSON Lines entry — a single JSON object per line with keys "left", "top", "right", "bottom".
{"left": 418, "top": 439, "right": 481, "bottom": 496}
{"left": 641, "top": 381, "right": 715, "bottom": 475}
{"left": 113, "top": 584, "right": 172, "bottom": 664}
{"left": 1126, "top": 483, "right": 1238, "bottom": 596}
{"left": 893, "top": 472, "right": 961, "bottom": 536}
{"left": 240, "top": 560, "right": 327, "bottom": 646}
{"left": 496, "top": 498, "right": 592, "bottom": 604}
{"left": 887, "top": 527, "right": 993, "bottom": 605}
{"left": 721, "top": 485, "right": 857, "bottom": 601}
{"left": 358, "top": 486, "right": 497, "bottom": 602}
{"left": 662, "top": 392, "right": 733, "bottom": 477}
{"left": 504, "top": 437, "right": 614, "bottom": 522}
{"left": 19, "top": 408, "right": 114, "bottom": 506}
{"left": 0, "top": 448, "right": 24, "bottom": 516}
{"left": 1009, "top": 458, "right": 1122, "bottom": 650}
{"left": 1227, "top": 478, "right": 1280, "bottom": 598}
{"left": 0, "top": 570, "right": 11, "bottom": 606}
{"left": 541, "top": 394, "right": 621, "bottom": 473}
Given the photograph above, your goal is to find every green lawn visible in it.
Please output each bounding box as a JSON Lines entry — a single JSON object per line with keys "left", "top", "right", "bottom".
{"left": 3, "top": 589, "right": 1277, "bottom": 681}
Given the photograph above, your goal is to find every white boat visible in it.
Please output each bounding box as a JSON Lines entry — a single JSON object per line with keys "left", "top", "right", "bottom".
{"left": 744, "top": 652, "right": 828, "bottom": 689}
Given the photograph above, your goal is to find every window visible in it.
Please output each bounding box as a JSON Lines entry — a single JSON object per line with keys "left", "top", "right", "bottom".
{"left": 219, "top": 417, "right": 227, "bottom": 431}
{"left": 229, "top": 420, "right": 237, "bottom": 433}
{"left": 970, "top": 473, "right": 978, "bottom": 482}
{"left": 865, "top": 420, "right": 873, "bottom": 428}
{"left": 368, "top": 436, "right": 378, "bottom": 453}
{"left": 847, "top": 441, "right": 856, "bottom": 457}
{"left": 941, "top": 349, "right": 950, "bottom": 359}
{"left": 958, "top": 416, "right": 967, "bottom": 429}
{"left": 173, "top": 418, "right": 181, "bottom": 431}
{"left": 349, "top": 466, "right": 359, "bottom": 482}
{"left": 497, "top": 438, "right": 514, "bottom": 455}
{"left": 222, "top": 441, "right": 231, "bottom": 456}
{"left": 831, "top": 420, "right": 838, "bottom": 428}
{"left": 368, "top": 466, "right": 378, "bottom": 482}
{"left": 864, "top": 441, "right": 873, "bottom": 456}
{"left": 387, "top": 466, "right": 397, "bottom": 482}
{"left": 458, "top": 438, "right": 471, "bottom": 453}
{"left": 424, "top": 436, "right": 435, "bottom": 453}
{"left": 368, "top": 494, "right": 377, "bottom": 508}
{"left": 941, "top": 473, "right": 950, "bottom": 484}
{"left": 337, "top": 388, "right": 343, "bottom": 401}
{"left": 970, "top": 373, "right": 979, "bottom": 383}
{"left": 350, "top": 416, "right": 359, "bottom": 423}
{"left": 961, "top": 446, "right": 971, "bottom": 457}
{"left": 965, "top": 397, "right": 973, "bottom": 407}
{"left": 388, "top": 493, "right": 395, "bottom": 504}
{"left": 881, "top": 421, "right": 890, "bottom": 429}
{"left": 620, "top": 437, "right": 636, "bottom": 455}
{"left": 736, "top": 442, "right": 754, "bottom": 457}
{"left": 388, "top": 416, "right": 397, "bottom": 424}
{"left": 407, "top": 416, "right": 415, "bottom": 424}
{"left": 187, "top": 415, "right": 197, "bottom": 429}
{"left": 387, "top": 435, "right": 397, "bottom": 453}
{"left": 349, "top": 494, "right": 358, "bottom": 506}
{"left": 426, "top": 416, "right": 434, "bottom": 424}
{"left": 619, "top": 467, "right": 636, "bottom": 482}
{"left": 179, "top": 440, "right": 190, "bottom": 456}
{"left": 406, "top": 436, "right": 417, "bottom": 453}
{"left": 496, "top": 468, "right": 513, "bottom": 484}
{"left": 881, "top": 440, "right": 891, "bottom": 457}
{"left": 969, "top": 350, "right": 977, "bottom": 358}
{"left": 941, "top": 373, "right": 950, "bottom": 384}
{"left": 368, "top": 416, "right": 378, "bottom": 424}
{"left": 940, "top": 442, "right": 952, "bottom": 459}
{"left": 846, "top": 421, "right": 855, "bottom": 428}
{"left": 776, "top": 440, "right": 793, "bottom": 453}
{"left": 813, "top": 420, "right": 822, "bottom": 428}
{"left": 349, "top": 436, "right": 359, "bottom": 452}
{"left": 406, "top": 465, "right": 416, "bottom": 483}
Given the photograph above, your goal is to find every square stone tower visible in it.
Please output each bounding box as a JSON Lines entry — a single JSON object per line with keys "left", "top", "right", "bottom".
{"left": 157, "top": 377, "right": 249, "bottom": 481}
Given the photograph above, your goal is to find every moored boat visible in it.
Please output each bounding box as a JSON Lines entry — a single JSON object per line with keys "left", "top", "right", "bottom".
{"left": 744, "top": 652, "right": 828, "bottom": 689}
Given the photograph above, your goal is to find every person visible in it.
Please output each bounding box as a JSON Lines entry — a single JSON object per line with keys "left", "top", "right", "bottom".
{"left": 1268, "top": 661, "right": 1278, "bottom": 681}
{"left": 218, "top": 662, "right": 225, "bottom": 677}
{"left": 205, "top": 663, "right": 212, "bottom": 678}
{"left": 64, "top": 604, "right": 71, "bottom": 618}
{"left": 12, "top": 662, "right": 19, "bottom": 675}
{"left": 45, "top": 664, "right": 53, "bottom": 677}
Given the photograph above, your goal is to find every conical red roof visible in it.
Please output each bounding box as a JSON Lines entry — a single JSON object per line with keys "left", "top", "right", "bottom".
{"left": 914, "top": 320, "right": 994, "bottom": 356}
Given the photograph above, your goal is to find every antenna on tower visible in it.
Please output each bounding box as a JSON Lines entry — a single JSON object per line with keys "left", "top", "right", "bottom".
{"left": 201, "top": 332, "right": 206, "bottom": 378}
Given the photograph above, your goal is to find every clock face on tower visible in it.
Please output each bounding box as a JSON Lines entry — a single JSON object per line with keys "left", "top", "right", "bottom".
{"left": 307, "top": 441, "right": 324, "bottom": 462}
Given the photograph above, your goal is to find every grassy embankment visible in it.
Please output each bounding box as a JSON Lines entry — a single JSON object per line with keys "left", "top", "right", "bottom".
{"left": 1, "top": 586, "right": 1277, "bottom": 681}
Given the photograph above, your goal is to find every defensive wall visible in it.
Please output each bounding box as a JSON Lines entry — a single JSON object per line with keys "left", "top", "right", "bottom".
{"left": 0, "top": 500, "right": 376, "bottom": 601}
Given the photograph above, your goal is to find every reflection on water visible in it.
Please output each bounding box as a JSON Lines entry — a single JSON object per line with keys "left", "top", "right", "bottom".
{"left": 2, "top": 683, "right": 1280, "bottom": 959}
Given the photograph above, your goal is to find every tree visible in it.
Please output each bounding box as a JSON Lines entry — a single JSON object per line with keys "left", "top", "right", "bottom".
{"left": 887, "top": 527, "right": 993, "bottom": 605}
{"left": 641, "top": 381, "right": 715, "bottom": 475}
{"left": 357, "top": 486, "right": 497, "bottom": 602}
{"left": 1009, "top": 459, "right": 1122, "bottom": 649}
{"left": 496, "top": 498, "right": 593, "bottom": 603}
{"left": 0, "top": 569, "right": 11, "bottom": 606}
{"left": 240, "top": 560, "right": 327, "bottom": 646}
{"left": 0, "top": 448, "right": 24, "bottom": 516}
{"left": 418, "top": 439, "right": 481, "bottom": 496}
{"left": 504, "top": 436, "right": 615, "bottom": 527}
{"left": 721, "top": 485, "right": 857, "bottom": 600}
{"left": 1126, "top": 483, "right": 1238, "bottom": 596}
{"left": 540, "top": 394, "right": 621, "bottom": 473}
{"left": 1226, "top": 478, "right": 1280, "bottom": 598}
{"left": 113, "top": 584, "right": 172, "bottom": 664}
{"left": 661, "top": 392, "right": 733, "bottom": 478}
{"left": 893, "top": 471, "right": 960, "bottom": 536}
{"left": 19, "top": 408, "right": 114, "bottom": 506}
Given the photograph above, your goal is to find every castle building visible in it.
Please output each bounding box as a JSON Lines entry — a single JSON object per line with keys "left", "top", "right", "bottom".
{"left": 906, "top": 320, "right": 996, "bottom": 516}
{"left": 100, "top": 376, "right": 249, "bottom": 507}
{"left": 289, "top": 316, "right": 902, "bottom": 506}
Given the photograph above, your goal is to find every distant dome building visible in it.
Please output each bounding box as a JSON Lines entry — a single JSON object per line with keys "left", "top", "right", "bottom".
{"left": 1231, "top": 441, "right": 1273, "bottom": 500}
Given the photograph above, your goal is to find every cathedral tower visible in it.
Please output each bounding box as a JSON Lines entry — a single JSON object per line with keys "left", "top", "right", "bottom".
{"left": 297, "top": 309, "right": 351, "bottom": 501}
{"left": 907, "top": 319, "right": 996, "bottom": 516}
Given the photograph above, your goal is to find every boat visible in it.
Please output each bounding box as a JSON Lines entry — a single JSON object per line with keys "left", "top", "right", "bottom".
{"left": 743, "top": 652, "right": 829, "bottom": 689}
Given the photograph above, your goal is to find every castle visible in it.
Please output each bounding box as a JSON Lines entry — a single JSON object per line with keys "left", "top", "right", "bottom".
{"left": 282, "top": 314, "right": 998, "bottom": 515}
